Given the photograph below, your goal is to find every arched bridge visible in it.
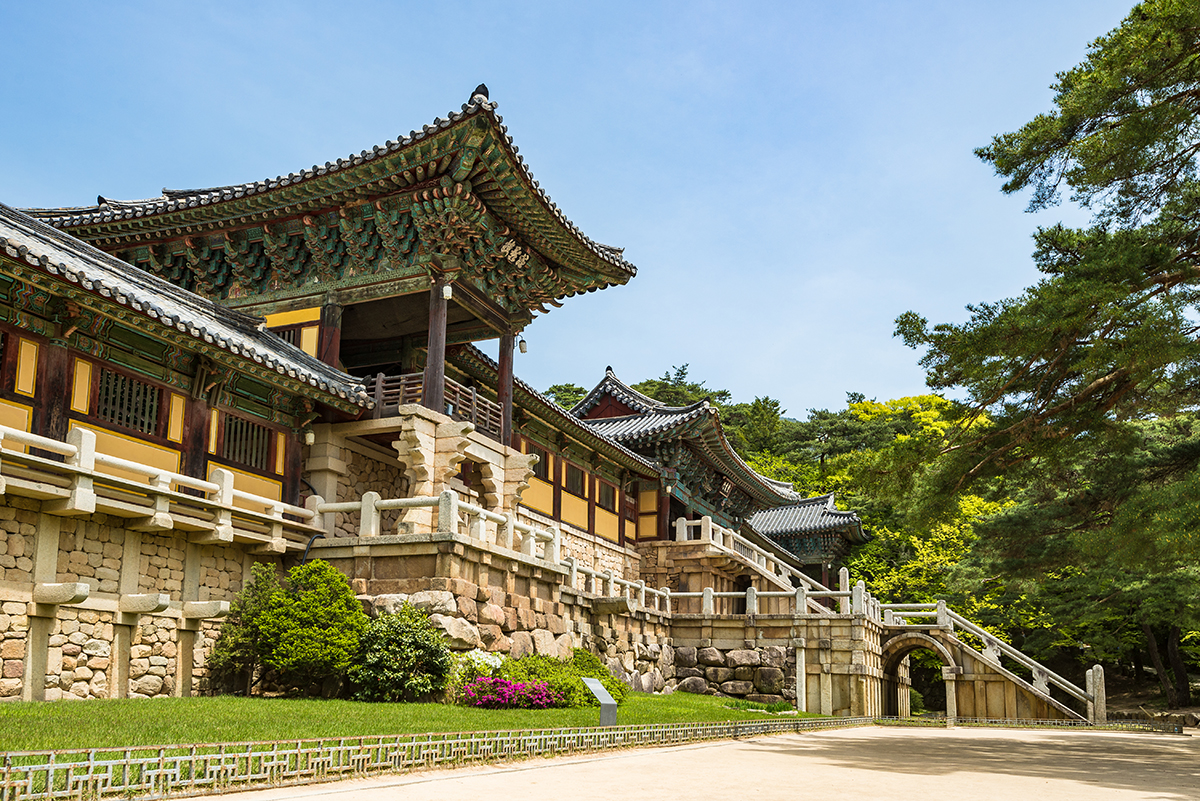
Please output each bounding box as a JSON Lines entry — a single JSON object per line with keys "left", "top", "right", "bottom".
{"left": 880, "top": 601, "right": 1106, "bottom": 723}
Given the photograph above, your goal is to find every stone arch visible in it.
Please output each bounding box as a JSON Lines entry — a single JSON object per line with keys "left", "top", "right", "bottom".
{"left": 880, "top": 631, "right": 958, "bottom": 718}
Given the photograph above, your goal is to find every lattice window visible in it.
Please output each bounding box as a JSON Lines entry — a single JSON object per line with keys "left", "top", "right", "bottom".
{"left": 597, "top": 481, "right": 617, "bottom": 512}
{"left": 96, "top": 368, "right": 161, "bottom": 434}
{"left": 565, "top": 463, "right": 586, "bottom": 498}
{"left": 273, "top": 327, "right": 301, "bottom": 347}
{"left": 222, "top": 414, "right": 272, "bottom": 472}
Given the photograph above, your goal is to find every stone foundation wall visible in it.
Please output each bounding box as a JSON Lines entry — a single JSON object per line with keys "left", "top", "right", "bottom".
{"left": 0, "top": 599, "right": 26, "bottom": 699}
{"left": 0, "top": 497, "right": 37, "bottom": 585}
{"left": 672, "top": 644, "right": 793, "bottom": 704}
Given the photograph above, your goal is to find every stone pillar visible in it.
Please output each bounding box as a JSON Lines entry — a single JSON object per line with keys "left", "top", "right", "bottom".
{"left": 1092, "top": 664, "right": 1106, "bottom": 724}
{"left": 306, "top": 425, "right": 348, "bottom": 534}
{"left": 422, "top": 274, "right": 449, "bottom": 413}
{"left": 111, "top": 529, "right": 143, "bottom": 699}
{"left": 794, "top": 638, "right": 807, "bottom": 712}
{"left": 24, "top": 511, "right": 62, "bottom": 701}
{"left": 943, "top": 666, "right": 959, "bottom": 726}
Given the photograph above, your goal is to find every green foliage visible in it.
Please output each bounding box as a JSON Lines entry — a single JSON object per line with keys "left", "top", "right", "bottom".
{"left": 445, "top": 648, "right": 505, "bottom": 702}
{"left": 207, "top": 560, "right": 368, "bottom": 695}
{"left": 544, "top": 383, "right": 586, "bottom": 409}
{"left": 206, "top": 562, "right": 281, "bottom": 695}
{"left": 722, "top": 698, "right": 795, "bottom": 713}
{"left": 495, "top": 649, "right": 628, "bottom": 708}
{"left": 349, "top": 603, "right": 453, "bottom": 702}
{"left": 909, "top": 687, "right": 926, "bottom": 714}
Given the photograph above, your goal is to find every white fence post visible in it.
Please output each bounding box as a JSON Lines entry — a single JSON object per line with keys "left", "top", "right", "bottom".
{"left": 852, "top": 580, "right": 865, "bottom": 615}
{"left": 547, "top": 525, "right": 561, "bottom": 564}
{"left": 702, "top": 587, "right": 714, "bottom": 616}
{"left": 501, "top": 513, "right": 515, "bottom": 550}
{"left": 675, "top": 517, "right": 689, "bottom": 541}
{"left": 563, "top": 556, "right": 577, "bottom": 590}
{"left": 55, "top": 427, "right": 96, "bottom": 514}
{"left": 359, "top": 491, "right": 382, "bottom": 537}
{"left": 637, "top": 580, "right": 646, "bottom": 609}
{"left": 700, "top": 516, "right": 712, "bottom": 543}
{"left": 794, "top": 586, "right": 807, "bottom": 615}
{"left": 437, "top": 489, "right": 459, "bottom": 535}
{"left": 936, "top": 599, "right": 950, "bottom": 629}
{"left": 662, "top": 587, "right": 672, "bottom": 615}
{"left": 838, "top": 567, "right": 850, "bottom": 614}
{"left": 209, "top": 467, "right": 235, "bottom": 541}
{"left": 746, "top": 586, "right": 757, "bottom": 616}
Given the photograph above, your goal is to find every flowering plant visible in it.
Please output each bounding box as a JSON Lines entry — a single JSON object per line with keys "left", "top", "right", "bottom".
{"left": 462, "top": 677, "right": 564, "bottom": 709}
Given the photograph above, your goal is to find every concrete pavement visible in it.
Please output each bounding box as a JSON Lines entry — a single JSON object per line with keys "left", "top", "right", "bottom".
{"left": 220, "top": 726, "right": 1200, "bottom": 801}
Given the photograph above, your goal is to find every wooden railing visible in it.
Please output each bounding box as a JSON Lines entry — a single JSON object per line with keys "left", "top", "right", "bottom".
{"left": 367, "top": 372, "right": 502, "bottom": 438}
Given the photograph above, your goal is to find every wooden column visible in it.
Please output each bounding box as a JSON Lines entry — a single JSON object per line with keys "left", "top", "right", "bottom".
{"left": 498, "top": 331, "right": 515, "bottom": 448}
{"left": 34, "top": 344, "right": 71, "bottom": 443}
{"left": 422, "top": 277, "right": 449, "bottom": 413}
{"left": 318, "top": 300, "right": 342, "bottom": 368}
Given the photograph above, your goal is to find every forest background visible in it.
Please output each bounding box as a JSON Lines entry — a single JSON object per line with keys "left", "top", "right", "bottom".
{"left": 548, "top": 0, "right": 1200, "bottom": 711}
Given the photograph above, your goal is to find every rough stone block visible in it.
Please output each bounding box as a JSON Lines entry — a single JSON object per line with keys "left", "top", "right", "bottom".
{"left": 719, "top": 680, "right": 754, "bottom": 696}
{"left": 409, "top": 590, "right": 457, "bottom": 616}
{"left": 0, "top": 639, "right": 24, "bottom": 659}
{"left": 531, "top": 628, "right": 556, "bottom": 656}
{"left": 706, "top": 667, "right": 734, "bottom": 684}
{"left": 83, "top": 639, "right": 111, "bottom": 657}
{"left": 479, "top": 604, "right": 505, "bottom": 627}
{"left": 676, "top": 666, "right": 703, "bottom": 679}
{"left": 734, "top": 666, "right": 755, "bottom": 681}
{"left": 456, "top": 596, "right": 478, "bottom": 623}
{"left": 726, "top": 649, "right": 761, "bottom": 668}
{"left": 697, "top": 647, "right": 724, "bottom": 666}
{"left": 428, "top": 614, "right": 480, "bottom": 650}
{"left": 745, "top": 693, "right": 785, "bottom": 705}
{"left": 133, "top": 675, "right": 164, "bottom": 696}
{"left": 755, "top": 667, "right": 785, "bottom": 694}
{"left": 509, "top": 631, "right": 534, "bottom": 659}
{"left": 676, "top": 676, "right": 708, "bottom": 694}
{"left": 675, "top": 646, "right": 697, "bottom": 667}
{"left": 761, "top": 646, "right": 788, "bottom": 668}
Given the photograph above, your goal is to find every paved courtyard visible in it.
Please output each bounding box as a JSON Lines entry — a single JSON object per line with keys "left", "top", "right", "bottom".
{"left": 223, "top": 726, "right": 1200, "bottom": 801}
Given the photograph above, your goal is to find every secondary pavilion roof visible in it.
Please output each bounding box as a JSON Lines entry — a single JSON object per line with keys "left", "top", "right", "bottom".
{"left": 20, "top": 87, "right": 635, "bottom": 331}
{"left": 0, "top": 202, "right": 371, "bottom": 413}
{"left": 745, "top": 493, "right": 868, "bottom": 565}
{"left": 571, "top": 368, "right": 804, "bottom": 510}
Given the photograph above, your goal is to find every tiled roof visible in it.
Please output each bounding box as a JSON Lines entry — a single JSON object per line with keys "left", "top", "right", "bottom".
{"left": 573, "top": 369, "right": 803, "bottom": 505}
{"left": 746, "top": 494, "right": 868, "bottom": 544}
{"left": 0, "top": 203, "right": 371, "bottom": 408}
{"left": 21, "top": 90, "right": 635, "bottom": 282}
{"left": 571, "top": 367, "right": 671, "bottom": 416}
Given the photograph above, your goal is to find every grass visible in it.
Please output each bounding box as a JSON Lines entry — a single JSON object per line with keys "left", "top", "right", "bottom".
{"left": 0, "top": 693, "right": 823, "bottom": 753}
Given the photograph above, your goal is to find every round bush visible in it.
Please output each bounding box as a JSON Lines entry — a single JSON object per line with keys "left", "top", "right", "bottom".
{"left": 349, "top": 603, "right": 453, "bottom": 702}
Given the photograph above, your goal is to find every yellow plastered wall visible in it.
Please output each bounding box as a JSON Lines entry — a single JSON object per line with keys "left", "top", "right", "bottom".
{"left": 209, "top": 463, "right": 283, "bottom": 508}
{"left": 638, "top": 515, "right": 658, "bottom": 539}
{"left": 299, "top": 325, "right": 319, "bottom": 357}
{"left": 71, "top": 422, "right": 181, "bottom": 483}
{"left": 561, "top": 492, "right": 588, "bottom": 530}
{"left": 167, "top": 394, "right": 186, "bottom": 443}
{"left": 594, "top": 507, "right": 620, "bottom": 542}
{"left": 624, "top": 518, "right": 636, "bottom": 541}
{"left": 0, "top": 400, "right": 32, "bottom": 453}
{"left": 264, "top": 307, "right": 321, "bottom": 327}
{"left": 15, "top": 339, "right": 37, "bottom": 397}
{"left": 523, "top": 477, "right": 554, "bottom": 516}
{"left": 70, "top": 359, "right": 92, "bottom": 413}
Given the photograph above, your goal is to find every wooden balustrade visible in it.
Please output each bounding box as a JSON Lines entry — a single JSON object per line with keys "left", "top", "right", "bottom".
{"left": 367, "top": 372, "right": 503, "bottom": 439}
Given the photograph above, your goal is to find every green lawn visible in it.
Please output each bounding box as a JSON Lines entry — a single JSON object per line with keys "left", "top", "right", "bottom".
{"left": 0, "top": 693, "right": 820, "bottom": 753}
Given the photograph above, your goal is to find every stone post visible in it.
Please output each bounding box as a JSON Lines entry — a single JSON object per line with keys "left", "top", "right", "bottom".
{"left": 1086, "top": 667, "right": 1095, "bottom": 724}
{"left": 305, "top": 424, "right": 347, "bottom": 534}
{"left": 794, "top": 586, "right": 807, "bottom": 615}
{"left": 437, "top": 489, "right": 459, "bottom": 536}
{"left": 702, "top": 587, "right": 714, "bottom": 616}
{"left": 745, "top": 586, "right": 757, "bottom": 616}
{"left": 1092, "top": 664, "right": 1106, "bottom": 724}
{"left": 794, "top": 638, "right": 807, "bottom": 712}
{"left": 838, "top": 568, "right": 850, "bottom": 614}
{"left": 852, "top": 580, "right": 865, "bottom": 615}
{"left": 943, "top": 666, "right": 959, "bottom": 726}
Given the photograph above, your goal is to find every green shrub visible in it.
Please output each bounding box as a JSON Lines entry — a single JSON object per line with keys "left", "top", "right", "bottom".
{"left": 495, "top": 649, "right": 628, "bottom": 708}
{"left": 206, "top": 560, "right": 368, "bottom": 695}
{"left": 724, "top": 697, "right": 795, "bottom": 713}
{"left": 349, "top": 603, "right": 453, "bottom": 702}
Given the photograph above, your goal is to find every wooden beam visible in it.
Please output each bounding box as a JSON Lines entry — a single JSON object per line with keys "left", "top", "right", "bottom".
{"left": 318, "top": 301, "right": 342, "bottom": 367}
{"left": 498, "top": 331, "right": 515, "bottom": 448}
{"left": 422, "top": 275, "right": 448, "bottom": 412}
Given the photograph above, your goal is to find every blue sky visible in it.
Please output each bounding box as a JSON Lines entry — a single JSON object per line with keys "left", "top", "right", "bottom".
{"left": 1, "top": 1, "right": 1134, "bottom": 414}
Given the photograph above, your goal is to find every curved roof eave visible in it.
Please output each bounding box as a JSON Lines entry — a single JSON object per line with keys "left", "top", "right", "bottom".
{"left": 20, "top": 91, "right": 635, "bottom": 298}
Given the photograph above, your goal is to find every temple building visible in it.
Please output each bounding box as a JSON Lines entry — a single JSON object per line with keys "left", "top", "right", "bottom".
{"left": 0, "top": 87, "right": 1085, "bottom": 728}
